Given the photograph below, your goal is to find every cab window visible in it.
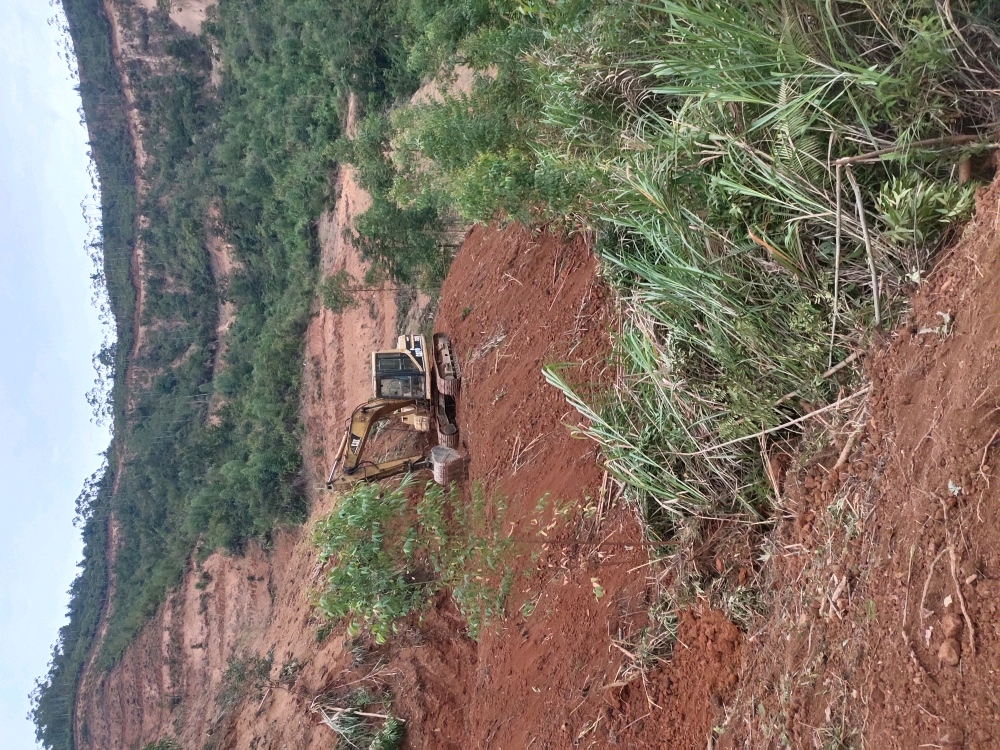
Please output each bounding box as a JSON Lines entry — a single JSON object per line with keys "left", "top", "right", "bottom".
{"left": 379, "top": 377, "right": 405, "bottom": 397}
{"left": 377, "top": 354, "right": 407, "bottom": 372}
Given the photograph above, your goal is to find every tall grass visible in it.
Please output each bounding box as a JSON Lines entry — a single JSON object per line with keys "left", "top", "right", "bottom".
{"left": 538, "top": 0, "right": 995, "bottom": 532}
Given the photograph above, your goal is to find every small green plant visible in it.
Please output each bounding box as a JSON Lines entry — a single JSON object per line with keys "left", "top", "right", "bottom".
{"left": 278, "top": 657, "right": 302, "bottom": 686}
{"left": 141, "top": 741, "right": 180, "bottom": 750}
{"left": 519, "top": 593, "right": 540, "bottom": 619}
{"left": 460, "top": 306, "right": 472, "bottom": 320}
{"left": 321, "top": 269, "right": 359, "bottom": 313}
{"left": 216, "top": 651, "right": 274, "bottom": 709}
{"left": 313, "top": 477, "right": 515, "bottom": 643}
{"left": 315, "top": 621, "right": 335, "bottom": 643}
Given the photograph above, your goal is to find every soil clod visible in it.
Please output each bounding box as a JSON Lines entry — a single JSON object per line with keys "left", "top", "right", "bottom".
{"left": 939, "top": 638, "right": 961, "bottom": 666}
{"left": 942, "top": 613, "right": 963, "bottom": 639}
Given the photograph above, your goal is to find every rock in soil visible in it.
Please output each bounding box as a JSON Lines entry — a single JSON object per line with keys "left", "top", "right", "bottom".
{"left": 941, "top": 613, "right": 963, "bottom": 639}
{"left": 939, "top": 726, "right": 964, "bottom": 750}
{"left": 939, "top": 638, "right": 961, "bottom": 666}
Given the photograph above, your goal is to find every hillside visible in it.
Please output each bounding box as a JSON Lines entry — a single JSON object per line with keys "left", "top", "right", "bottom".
{"left": 33, "top": 0, "right": 1000, "bottom": 748}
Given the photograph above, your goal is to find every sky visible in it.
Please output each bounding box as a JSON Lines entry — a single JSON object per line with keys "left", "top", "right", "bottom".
{"left": 0, "top": 1, "right": 110, "bottom": 747}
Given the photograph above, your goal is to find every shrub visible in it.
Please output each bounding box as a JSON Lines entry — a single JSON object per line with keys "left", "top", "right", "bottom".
{"left": 313, "top": 477, "right": 513, "bottom": 642}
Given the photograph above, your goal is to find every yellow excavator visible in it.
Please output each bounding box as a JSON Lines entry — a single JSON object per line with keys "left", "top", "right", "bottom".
{"left": 326, "top": 333, "right": 461, "bottom": 492}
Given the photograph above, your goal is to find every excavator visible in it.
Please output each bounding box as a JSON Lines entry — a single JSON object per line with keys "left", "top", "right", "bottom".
{"left": 325, "top": 333, "right": 461, "bottom": 492}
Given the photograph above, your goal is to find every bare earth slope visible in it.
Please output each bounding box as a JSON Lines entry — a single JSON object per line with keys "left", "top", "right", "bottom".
{"left": 720, "top": 176, "right": 1000, "bottom": 749}
{"left": 77, "top": 214, "right": 743, "bottom": 749}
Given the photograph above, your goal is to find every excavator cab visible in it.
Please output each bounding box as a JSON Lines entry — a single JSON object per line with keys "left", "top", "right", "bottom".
{"left": 372, "top": 334, "right": 431, "bottom": 401}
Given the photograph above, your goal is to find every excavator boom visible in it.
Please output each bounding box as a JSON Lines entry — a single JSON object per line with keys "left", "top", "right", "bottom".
{"left": 327, "top": 454, "right": 428, "bottom": 492}
{"left": 326, "top": 397, "right": 430, "bottom": 488}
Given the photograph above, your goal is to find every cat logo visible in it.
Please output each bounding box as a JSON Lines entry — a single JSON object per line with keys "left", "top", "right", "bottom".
{"left": 349, "top": 435, "right": 361, "bottom": 452}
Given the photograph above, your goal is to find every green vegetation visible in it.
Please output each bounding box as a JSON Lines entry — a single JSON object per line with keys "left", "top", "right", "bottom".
{"left": 364, "top": 0, "right": 998, "bottom": 531}
{"left": 313, "top": 478, "right": 514, "bottom": 642}
{"left": 140, "top": 740, "right": 180, "bottom": 750}
{"left": 321, "top": 270, "right": 360, "bottom": 313}
{"left": 216, "top": 651, "right": 275, "bottom": 710}
{"left": 312, "top": 689, "right": 405, "bottom": 750}
{"left": 35, "top": 0, "right": 430, "bottom": 746}
{"left": 341, "top": 0, "right": 1000, "bottom": 623}
{"left": 532, "top": 0, "right": 993, "bottom": 535}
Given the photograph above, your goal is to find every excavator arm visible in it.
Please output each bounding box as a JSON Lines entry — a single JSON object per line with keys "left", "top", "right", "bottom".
{"left": 325, "top": 333, "right": 463, "bottom": 492}
{"left": 327, "top": 455, "right": 428, "bottom": 492}
{"left": 325, "top": 397, "right": 430, "bottom": 490}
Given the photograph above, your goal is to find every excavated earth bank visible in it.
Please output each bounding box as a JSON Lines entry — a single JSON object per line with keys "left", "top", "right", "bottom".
{"left": 77, "top": 211, "right": 741, "bottom": 749}
{"left": 720, "top": 175, "right": 1000, "bottom": 750}
{"left": 80, "top": 4, "right": 1000, "bottom": 739}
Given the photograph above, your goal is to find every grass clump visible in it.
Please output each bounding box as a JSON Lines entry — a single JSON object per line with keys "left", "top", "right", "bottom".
{"left": 216, "top": 651, "right": 275, "bottom": 710}
{"left": 311, "top": 688, "right": 405, "bottom": 750}
{"left": 313, "top": 477, "right": 514, "bottom": 643}
{"left": 535, "top": 0, "right": 996, "bottom": 531}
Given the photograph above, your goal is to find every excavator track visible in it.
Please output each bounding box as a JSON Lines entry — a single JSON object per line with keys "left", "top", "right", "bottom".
{"left": 433, "top": 332, "right": 461, "bottom": 396}
{"left": 436, "top": 394, "right": 459, "bottom": 449}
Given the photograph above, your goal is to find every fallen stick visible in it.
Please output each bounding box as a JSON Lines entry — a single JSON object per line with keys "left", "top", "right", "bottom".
{"left": 845, "top": 165, "right": 881, "bottom": 327}
{"left": 776, "top": 351, "right": 861, "bottom": 406}
{"left": 920, "top": 547, "right": 947, "bottom": 630}
{"left": 833, "top": 423, "right": 865, "bottom": 471}
{"left": 834, "top": 134, "right": 986, "bottom": 166}
{"left": 673, "top": 386, "right": 870, "bottom": 457}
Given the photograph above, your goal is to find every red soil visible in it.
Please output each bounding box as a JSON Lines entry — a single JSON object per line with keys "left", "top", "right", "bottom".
{"left": 77, "top": 218, "right": 742, "bottom": 749}
{"left": 76, "top": 4, "right": 747, "bottom": 746}
{"left": 424, "top": 224, "right": 741, "bottom": 749}
{"left": 721, "top": 177, "right": 1000, "bottom": 749}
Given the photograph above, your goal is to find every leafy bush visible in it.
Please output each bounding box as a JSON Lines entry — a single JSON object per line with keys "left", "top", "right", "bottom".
{"left": 217, "top": 651, "right": 275, "bottom": 709}
{"left": 321, "top": 270, "right": 360, "bottom": 313}
{"left": 314, "top": 477, "right": 513, "bottom": 642}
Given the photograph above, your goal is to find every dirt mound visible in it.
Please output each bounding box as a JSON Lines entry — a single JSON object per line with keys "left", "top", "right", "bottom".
{"left": 409, "top": 223, "right": 740, "bottom": 749}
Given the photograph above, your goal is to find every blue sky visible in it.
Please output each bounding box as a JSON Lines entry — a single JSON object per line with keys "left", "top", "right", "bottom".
{"left": 0, "top": 1, "right": 109, "bottom": 747}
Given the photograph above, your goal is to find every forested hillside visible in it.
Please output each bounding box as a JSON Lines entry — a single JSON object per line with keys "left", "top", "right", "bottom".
{"left": 32, "top": 0, "right": 434, "bottom": 746}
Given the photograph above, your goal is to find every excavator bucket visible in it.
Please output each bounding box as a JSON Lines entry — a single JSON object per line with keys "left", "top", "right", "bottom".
{"left": 328, "top": 454, "right": 429, "bottom": 492}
